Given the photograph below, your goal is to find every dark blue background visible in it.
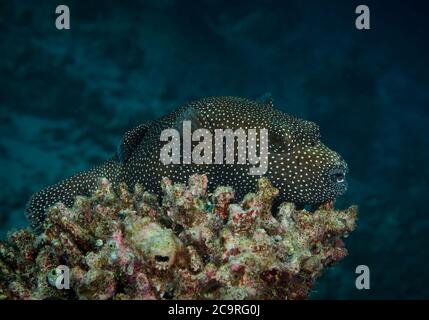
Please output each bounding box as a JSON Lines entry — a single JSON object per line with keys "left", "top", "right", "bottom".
{"left": 0, "top": 0, "right": 428, "bottom": 299}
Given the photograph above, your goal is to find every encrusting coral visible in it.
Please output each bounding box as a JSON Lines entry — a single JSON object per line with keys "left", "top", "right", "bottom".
{"left": 0, "top": 174, "right": 357, "bottom": 300}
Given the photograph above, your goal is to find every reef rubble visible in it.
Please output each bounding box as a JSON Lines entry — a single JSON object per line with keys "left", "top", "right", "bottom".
{"left": 0, "top": 174, "right": 357, "bottom": 300}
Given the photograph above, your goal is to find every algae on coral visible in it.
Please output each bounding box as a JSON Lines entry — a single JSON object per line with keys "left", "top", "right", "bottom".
{"left": 0, "top": 175, "right": 356, "bottom": 300}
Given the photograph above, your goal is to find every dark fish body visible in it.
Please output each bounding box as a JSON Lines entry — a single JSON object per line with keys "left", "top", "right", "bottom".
{"left": 26, "top": 96, "right": 348, "bottom": 231}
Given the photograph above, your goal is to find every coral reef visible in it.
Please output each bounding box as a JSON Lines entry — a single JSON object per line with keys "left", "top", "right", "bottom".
{"left": 0, "top": 175, "right": 356, "bottom": 300}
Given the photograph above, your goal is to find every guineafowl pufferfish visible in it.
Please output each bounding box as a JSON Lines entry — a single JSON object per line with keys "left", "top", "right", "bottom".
{"left": 26, "top": 96, "right": 348, "bottom": 231}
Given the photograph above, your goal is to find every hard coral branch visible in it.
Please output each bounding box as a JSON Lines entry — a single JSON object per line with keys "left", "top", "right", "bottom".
{"left": 0, "top": 175, "right": 357, "bottom": 300}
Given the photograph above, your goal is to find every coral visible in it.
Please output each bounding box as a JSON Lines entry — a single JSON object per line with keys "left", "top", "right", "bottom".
{"left": 0, "top": 175, "right": 357, "bottom": 300}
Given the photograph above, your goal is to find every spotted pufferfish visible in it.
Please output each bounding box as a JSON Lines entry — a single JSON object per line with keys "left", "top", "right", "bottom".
{"left": 26, "top": 96, "right": 348, "bottom": 231}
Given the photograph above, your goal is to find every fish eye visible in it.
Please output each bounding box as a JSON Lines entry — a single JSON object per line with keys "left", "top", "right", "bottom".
{"left": 333, "top": 172, "right": 345, "bottom": 183}
{"left": 328, "top": 167, "right": 346, "bottom": 184}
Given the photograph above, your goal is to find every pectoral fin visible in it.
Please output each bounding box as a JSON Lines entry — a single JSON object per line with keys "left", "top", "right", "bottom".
{"left": 117, "top": 122, "right": 151, "bottom": 163}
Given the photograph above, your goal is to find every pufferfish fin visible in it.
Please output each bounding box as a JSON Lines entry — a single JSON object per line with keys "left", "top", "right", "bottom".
{"left": 26, "top": 158, "right": 120, "bottom": 233}
{"left": 268, "top": 127, "right": 293, "bottom": 153}
{"left": 171, "top": 105, "right": 206, "bottom": 131}
{"left": 117, "top": 123, "right": 151, "bottom": 164}
{"left": 256, "top": 92, "right": 274, "bottom": 108}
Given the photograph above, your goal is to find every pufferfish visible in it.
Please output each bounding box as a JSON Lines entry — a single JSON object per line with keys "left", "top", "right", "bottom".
{"left": 26, "top": 96, "right": 348, "bottom": 231}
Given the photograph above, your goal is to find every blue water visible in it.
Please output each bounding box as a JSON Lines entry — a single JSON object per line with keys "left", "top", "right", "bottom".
{"left": 0, "top": 0, "right": 428, "bottom": 299}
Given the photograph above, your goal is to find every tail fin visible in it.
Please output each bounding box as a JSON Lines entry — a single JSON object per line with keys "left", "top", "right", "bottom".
{"left": 25, "top": 159, "right": 120, "bottom": 232}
